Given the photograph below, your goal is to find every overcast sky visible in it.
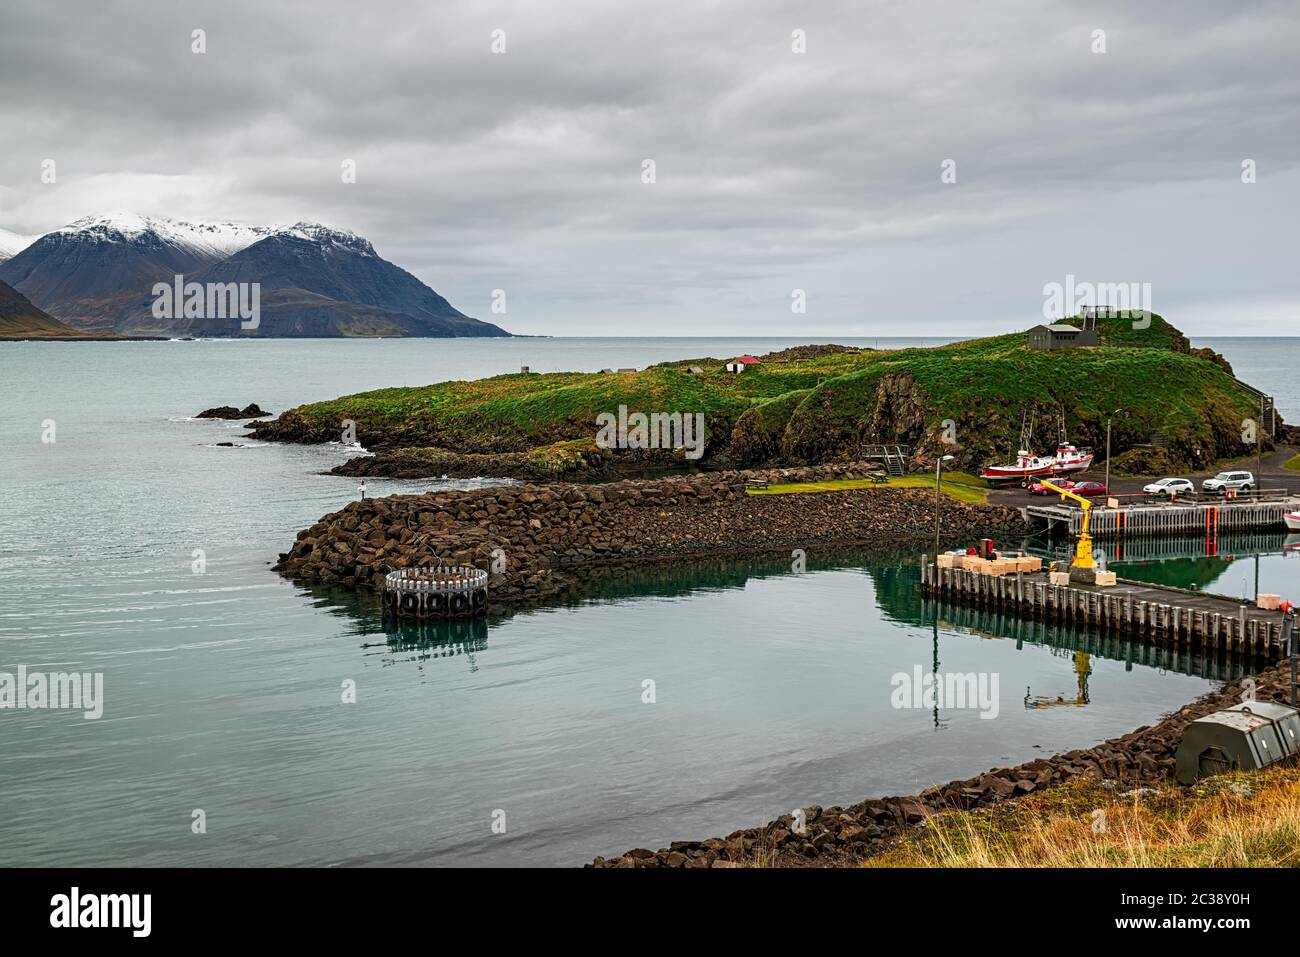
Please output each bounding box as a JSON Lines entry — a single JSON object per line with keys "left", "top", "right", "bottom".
{"left": 1, "top": 0, "right": 1297, "bottom": 336}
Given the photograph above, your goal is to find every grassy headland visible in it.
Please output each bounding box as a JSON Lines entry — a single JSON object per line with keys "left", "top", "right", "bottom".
{"left": 250, "top": 313, "right": 1273, "bottom": 478}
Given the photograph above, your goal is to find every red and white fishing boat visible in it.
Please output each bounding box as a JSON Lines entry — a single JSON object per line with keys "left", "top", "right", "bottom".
{"left": 1049, "top": 443, "right": 1095, "bottom": 475}
{"left": 1285, "top": 511, "right": 1300, "bottom": 532}
{"left": 980, "top": 449, "right": 1057, "bottom": 484}
{"left": 981, "top": 412, "right": 1095, "bottom": 484}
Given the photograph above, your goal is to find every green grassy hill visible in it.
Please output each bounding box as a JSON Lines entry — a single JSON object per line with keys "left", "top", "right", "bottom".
{"left": 252, "top": 313, "right": 1270, "bottom": 476}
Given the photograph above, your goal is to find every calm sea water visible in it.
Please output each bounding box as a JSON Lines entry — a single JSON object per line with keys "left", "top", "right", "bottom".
{"left": 0, "top": 336, "right": 1295, "bottom": 867}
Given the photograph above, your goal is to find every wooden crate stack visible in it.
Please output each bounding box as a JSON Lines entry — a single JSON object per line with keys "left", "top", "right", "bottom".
{"left": 936, "top": 552, "right": 1042, "bottom": 576}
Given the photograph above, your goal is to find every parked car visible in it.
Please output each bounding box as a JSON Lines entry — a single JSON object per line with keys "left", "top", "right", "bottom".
{"left": 1143, "top": 477, "right": 1195, "bottom": 497}
{"left": 1070, "top": 481, "right": 1109, "bottom": 497}
{"left": 1202, "top": 470, "right": 1255, "bottom": 495}
{"left": 1028, "top": 479, "right": 1076, "bottom": 495}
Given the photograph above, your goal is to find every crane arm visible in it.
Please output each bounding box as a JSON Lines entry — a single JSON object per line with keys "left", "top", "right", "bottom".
{"left": 1039, "top": 477, "right": 1096, "bottom": 568}
{"left": 1038, "top": 477, "right": 1092, "bottom": 512}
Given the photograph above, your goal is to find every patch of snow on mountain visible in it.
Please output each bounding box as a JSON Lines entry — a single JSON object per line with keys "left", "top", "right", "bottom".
{"left": 49, "top": 213, "right": 278, "bottom": 261}
{"left": 33, "top": 213, "right": 380, "bottom": 263}
{"left": 277, "top": 222, "right": 376, "bottom": 256}
{"left": 0, "top": 227, "right": 42, "bottom": 262}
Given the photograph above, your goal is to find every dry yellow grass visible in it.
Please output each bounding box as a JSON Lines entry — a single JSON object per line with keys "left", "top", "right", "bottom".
{"left": 865, "top": 767, "right": 1300, "bottom": 868}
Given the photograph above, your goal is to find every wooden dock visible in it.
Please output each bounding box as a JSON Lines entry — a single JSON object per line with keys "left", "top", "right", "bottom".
{"left": 921, "top": 559, "right": 1292, "bottom": 658}
{"left": 1025, "top": 496, "right": 1298, "bottom": 539}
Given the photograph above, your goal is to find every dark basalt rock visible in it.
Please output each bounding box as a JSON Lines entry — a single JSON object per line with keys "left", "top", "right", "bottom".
{"left": 196, "top": 403, "right": 269, "bottom": 419}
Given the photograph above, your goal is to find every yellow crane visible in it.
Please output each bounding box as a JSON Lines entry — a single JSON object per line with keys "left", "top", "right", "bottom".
{"left": 1039, "top": 477, "right": 1096, "bottom": 568}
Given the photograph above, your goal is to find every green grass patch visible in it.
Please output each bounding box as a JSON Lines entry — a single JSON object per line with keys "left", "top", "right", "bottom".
{"left": 1284, "top": 454, "right": 1300, "bottom": 473}
{"left": 749, "top": 472, "right": 989, "bottom": 504}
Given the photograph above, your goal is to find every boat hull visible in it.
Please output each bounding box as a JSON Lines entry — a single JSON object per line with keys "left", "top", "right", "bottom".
{"left": 1285, "top": 512, "right": 1300, "bottom": 532}
{"left": 981, "top": 444, "right": 1094, "bottom": 485}
{"left": 980, "top": 463, "right": 1056, "bottom": 484}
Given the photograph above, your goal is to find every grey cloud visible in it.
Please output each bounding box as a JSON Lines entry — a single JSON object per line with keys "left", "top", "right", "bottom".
{"left": 1, "top": 0, "right": 1296, "bottom": 334}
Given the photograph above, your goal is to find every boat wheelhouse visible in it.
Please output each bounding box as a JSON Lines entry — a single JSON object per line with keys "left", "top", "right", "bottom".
{"left": 980, "top": 450, "right": 1057, "bottom": 484}
{"left": 1050, "top": 443, "right": 1095, "bottom": 474}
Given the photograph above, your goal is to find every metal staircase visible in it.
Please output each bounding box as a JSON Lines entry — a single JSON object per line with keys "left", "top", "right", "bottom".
{"left": 861, "top": 444, "right": 911, "bottom": 476}
{"left": 1229, "top": 375, "right": 1277, "bottom": 440}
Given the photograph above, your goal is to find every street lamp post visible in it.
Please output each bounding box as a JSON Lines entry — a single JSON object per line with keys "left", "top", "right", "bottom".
{"left": 934, "top": 454, "right": 955, "bottom": 560}
{"left": 1104, "top": 408, "right": 1123, "bottom": 499}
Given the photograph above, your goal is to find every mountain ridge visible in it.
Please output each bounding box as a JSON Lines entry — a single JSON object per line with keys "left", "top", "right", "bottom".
{"left": 0, "top": 227, "right": 41, "bottom": 262}
{"left": 0, "top": 213, "right": 508, "bottom": 338}
{"left": 0, "top": 278, "right": 112, "bottom": 339}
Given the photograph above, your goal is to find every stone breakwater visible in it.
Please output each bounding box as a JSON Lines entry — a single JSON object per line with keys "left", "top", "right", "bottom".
{"left": 590, "top": 663, "right": 1296, "bottom": 868}
{"left": 273, "top": 462, "right": 1029, "bottom": 606}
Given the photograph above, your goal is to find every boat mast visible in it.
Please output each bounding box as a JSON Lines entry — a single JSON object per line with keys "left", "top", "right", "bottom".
{"left": 1018, "top": 408, "right": 1035, "bottom": 454}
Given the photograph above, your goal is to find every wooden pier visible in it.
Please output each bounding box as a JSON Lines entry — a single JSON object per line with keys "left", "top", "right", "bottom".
{"left": 921, "top": 559, "right": 1292, "bottom": 658}
{"left": 1025, "top": 496, "right": 1298, "bottom": 540}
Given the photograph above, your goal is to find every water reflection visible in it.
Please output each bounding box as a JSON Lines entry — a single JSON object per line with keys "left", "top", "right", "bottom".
{"left": 1024, "top": 530, "right": 1296, "bottom": 567}
{"left": 1023, "top": 650, "right": 1092, "bottom": 709}
{"left": 299, "top": 539, "right": 1272, "bottom": 689}
{"left": 371, "top": 617, "right": 490, "bottom": 671}
{"left": 923, "top": 595, "right": 1261, "bottom": 681}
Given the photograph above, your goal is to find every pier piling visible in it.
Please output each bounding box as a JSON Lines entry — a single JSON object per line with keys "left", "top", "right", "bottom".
{"left": 921, "top": 557, "right": 1288, "bottom": 659}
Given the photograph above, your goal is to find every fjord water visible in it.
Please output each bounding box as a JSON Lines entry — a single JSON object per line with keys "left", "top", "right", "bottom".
{"left": 0, "top": 336, "right": 1294, "bottom": 867}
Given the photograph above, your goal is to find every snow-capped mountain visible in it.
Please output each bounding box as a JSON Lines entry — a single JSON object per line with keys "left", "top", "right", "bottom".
{"left": 275, "top": 222, "right": 377, "bottom": 256}
{"left": 43, "top": 212, "right": 278, "bottom": 262}
{"left": 0, "top": 213, "right": 507, "bottom": 337}
{"left": 0, "top": 227, "right": 41, "bottom": 262}
{"left": 180, "top": 226, "right": 498, "bottom": 338}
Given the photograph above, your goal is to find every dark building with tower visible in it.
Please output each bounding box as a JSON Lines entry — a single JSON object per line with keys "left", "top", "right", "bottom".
{"left": 1027, "top": 314, "right": 1100, "bottom": 350}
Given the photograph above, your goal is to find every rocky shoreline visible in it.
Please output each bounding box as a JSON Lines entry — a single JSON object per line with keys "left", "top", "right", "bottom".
{"left": 590, "top": 662, "right": 1294, "bottom": 868}
{"left": 272, "top": 462, "right": 1030, "bottom": 606}
{"left": 328, "top": 441, "right": 683, "bottom": 483}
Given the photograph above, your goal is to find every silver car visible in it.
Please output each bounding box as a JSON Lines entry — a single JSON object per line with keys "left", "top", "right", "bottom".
{"left": 1201, "top": 470, "right": 1255, "bottom": 494}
